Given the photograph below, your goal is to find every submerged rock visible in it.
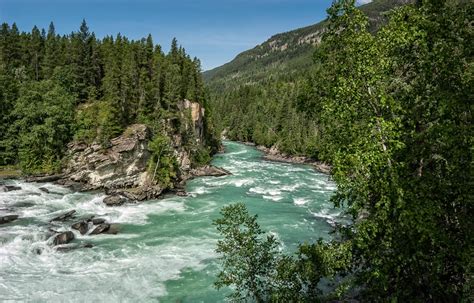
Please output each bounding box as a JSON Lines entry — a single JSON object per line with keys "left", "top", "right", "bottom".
{"left": 0, "top": 215, "right": 19, "bottom": 224}
{"left": 103, "top": 194, "right": 127, "bottom": 206}
{"left": 176, "top": 190, "right": 188, "bottom": 197}
{"left": 53, "top": 231, "right": 75, "bottom": 245}
{"left": 90, "top": 223, "right": 110, "bottom": 235}
{"left": 50, "top": 210, "right": 76, "bottom": 222}
{"left": 189, "top": 165, "right": 232, "bottom": 178}
{"left": 39, "top": 187, "right": 50, "bottom": 193}
{"left": 0, "top": 185, "right": 22, "bottom": 192}
{"left": 26, "top": 174, "right": 64, "bottom": 183}
{"left": 55, "top": 243, "right": 94, "bottom": 252}
{"left": 71, "top": 221, "right": 88, "bottom": 235}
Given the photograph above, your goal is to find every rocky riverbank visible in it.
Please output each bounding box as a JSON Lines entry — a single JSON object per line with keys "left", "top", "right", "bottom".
{"left": 234, "top": 141, "right": 331, "bottom": 174}
{"left": 257, "top": 145, "right": 331, "bottom": 174}
{"left": 20, "top": 100, "right": 230, "bottom": 203}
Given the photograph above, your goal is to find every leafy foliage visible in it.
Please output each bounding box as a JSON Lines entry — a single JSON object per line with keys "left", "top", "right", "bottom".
{"left": 214, "top": 203, "right": 353, "bottom": 302}
{"left": 11, "top": 80, "right": 75, "bottom": 173}
{"left": 214, "top": 0, "right": 473, "bottom": 301}
{"left": 147, "top": 134, "right": 178, "bottom": 189}
{"left": 214, "top": 203, "right": 280, "bottom": 302}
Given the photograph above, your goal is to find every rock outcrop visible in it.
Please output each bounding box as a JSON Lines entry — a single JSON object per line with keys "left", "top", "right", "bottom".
{"left": 62, "top": 124, "right": 153, "bottom": 190}
{"left": 57, "top": 99, "right": 226, "bottom": 201}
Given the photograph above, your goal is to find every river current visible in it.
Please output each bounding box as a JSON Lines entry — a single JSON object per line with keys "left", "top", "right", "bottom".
{"left": 0, "top": 141, "right": 339, "bottom": 302}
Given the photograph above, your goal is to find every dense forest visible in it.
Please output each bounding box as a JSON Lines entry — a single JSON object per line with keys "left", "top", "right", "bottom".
{"left": 206, "top": 0, "right": 416, "bottom": 157}
{"left": 213, "top": 0, "right": 473, "bottom": 301}
{"left": 0, "top": 20, "right": 218, "bottom": 177}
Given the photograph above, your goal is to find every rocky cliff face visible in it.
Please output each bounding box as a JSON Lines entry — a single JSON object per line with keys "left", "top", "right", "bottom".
{"left": 58, "top": 100, "right": 226, "bottom": 201}
{"left": 64, "top": 124, "right": 152, "bottom": 190}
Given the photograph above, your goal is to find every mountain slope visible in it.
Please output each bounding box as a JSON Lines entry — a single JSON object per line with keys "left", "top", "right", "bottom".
{"left": 204, "top": 0, "right": 413, "bottom": 90}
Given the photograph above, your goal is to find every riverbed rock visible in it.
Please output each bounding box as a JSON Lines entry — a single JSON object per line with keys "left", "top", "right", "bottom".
{"left": 176, "top": 190, "right": 188, "bottom": 197}
{"left": 0, "top": 215, "right": 19, "bottom": 224}
{"left": 71, "top": 221, "right": 88, "bottom": 235}
{"left": 104, "top": 223, "right": 120, "bottom": 235}
{"left": 50, "top": 210, "right": 76, "bottom": 222}
{"left": 0, "top": 185, "right": 22, "bottom": 192}
{"left": 103, "top": 194, "right": 128, "bottom": 206}
{"left": 26, "top": 174, "right": 64, "bottom": 183}
{"left": 257, "top": 145, "right": 332, "bottom": 174}
{"left": 91, "top": 218, "right": 106, "bottom": 225}
{"left": 105, "top": 186, "right": 163, "bottom": 201}
{"left": 55, "top": 243, "right": 94, "bottom": 252}
{"left": 90, "top": 223, "right": 110, "bottom": 235}
{"left": 189, "top": 165, "right": 232, "bottom": 178}
{"left": 39, "top": 187, "right": 50, "bottom": 193}
{"left": 53, "top": 231, "right": 75, "bottom": 245}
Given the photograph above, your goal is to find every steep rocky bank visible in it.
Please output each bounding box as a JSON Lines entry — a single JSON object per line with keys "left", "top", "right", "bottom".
{"left": 28, "top": 100, "right": 228, "bottom": 201}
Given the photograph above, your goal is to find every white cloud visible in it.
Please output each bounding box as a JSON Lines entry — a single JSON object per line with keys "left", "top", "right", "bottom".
{"left": 357, "top": 0, "right": 373, "bottom": 5}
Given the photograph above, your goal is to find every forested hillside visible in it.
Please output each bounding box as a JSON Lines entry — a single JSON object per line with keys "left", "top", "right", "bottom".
{"left": 206, "top": 0, "right": 415, "bottom": 158}
{"left": 204, "top": 0, "right": 413, "bottom": 90}
{"left": 213, "top": 0, "right": 472, "bottom": 301}
{"left": 0, "top": 21, "right": 219, "bottom": 176}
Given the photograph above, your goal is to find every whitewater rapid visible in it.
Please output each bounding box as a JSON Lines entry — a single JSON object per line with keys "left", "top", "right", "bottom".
{"left": 0, "top": 141, "right": 340, "bottom": 302}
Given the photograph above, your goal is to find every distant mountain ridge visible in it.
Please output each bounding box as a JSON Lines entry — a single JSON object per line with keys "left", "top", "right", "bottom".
{"left": 204, "top": 0, "right": 414, "bottom": 90}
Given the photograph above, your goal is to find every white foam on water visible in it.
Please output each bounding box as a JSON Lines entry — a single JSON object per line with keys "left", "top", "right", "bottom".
{"left": 262, "top": 195, "right": 283, "bottom": 202}
{"left": 281, "top": 184, "right": 300, "bottom": 192}
{"left": 188, "top": 186, "right": 211, "bottom": 197}
{"left": 248, "top": 186, "right": 281, "bottom": 196}
{"left": 293, "top": 197, "right": 309, "bottom": 206}
{"left": 232, "top": 178, "right": 254, "bottom": 187}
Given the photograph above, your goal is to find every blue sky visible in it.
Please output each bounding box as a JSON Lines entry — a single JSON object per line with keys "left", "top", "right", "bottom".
{"left": 0, "top": 0, "right": 370, "bottom": 70}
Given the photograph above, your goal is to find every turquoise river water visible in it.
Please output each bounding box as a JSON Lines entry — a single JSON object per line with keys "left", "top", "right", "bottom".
{"left": 0, "top": 141, "right": 340, "bottom": 302}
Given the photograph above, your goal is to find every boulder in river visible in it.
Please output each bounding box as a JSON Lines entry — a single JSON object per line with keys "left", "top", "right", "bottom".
{"left": 0, "top": 185, "right": 22, "bottom": 192}
{"left": 26, "top": 174, "right": 64, "bottom": 183}
{"left": 71, "top": 221, "right": 88, "bottom": 235}
{"left": 104, "top": 223, "right": 120, "bottom": 235}
{"left": 0, "top": 215, "right": 19, "bottom": 224}
{"left": 90, "top": 223, "right": 110, "bottom": 235}
{"left": 50, "top": 210, "right": 76, "bottom": 222}
{"left": 176, "top": 190, "right": 188, "bottom": 197}
{"left": 53, "top": 231, "right": 75, "bottom": 245}
{"left": 91, "top": 218, "right": 106, "bottom": 225}
{"left": 55, "top": 243, "right": 94, "bottom": 252}
{"left": 190, "top": 165, "right": 232, "bottom": 178}
{"left": 103, "top": 194, "right": 128, "bottom": 206}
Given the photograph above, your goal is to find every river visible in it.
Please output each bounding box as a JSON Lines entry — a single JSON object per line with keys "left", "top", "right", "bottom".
{"left": 0, "top": 141, "right": 339, "bottom": 302}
